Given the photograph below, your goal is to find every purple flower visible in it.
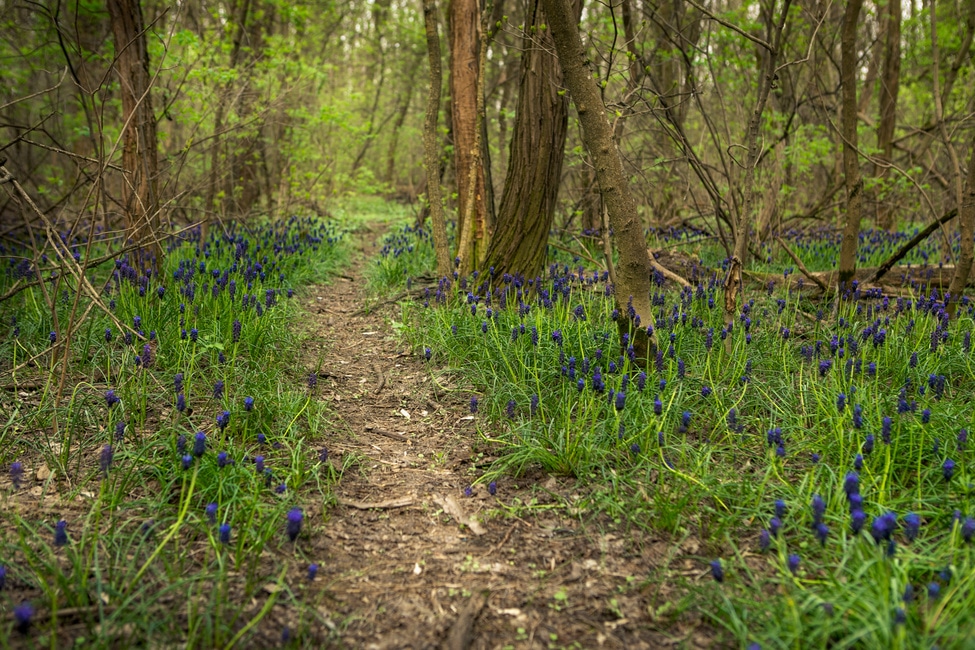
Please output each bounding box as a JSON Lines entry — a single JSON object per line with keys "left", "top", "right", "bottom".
{"left": 193, "top": 432, "right": 206, "bottom": 457}
{"left": 815, "top": 522, "right": 829, "bottom": 546}
{"left": 319, "top": 448, "right": 329, "bottom": 463}
{"left": 653, "top": 396, "right": 662, "bottom": 415}
{"left": 851, "top": 509, "right": 866, "bottom": 534}
{"left": 205, "top": 503, "right": 217, "bottom": 524}
{"left": 176, "top": 393, "right": 186, "bottom": 412}
{"left": 630, "top": 442, "right": 640, "bottom": 455}
{"left": 104, "top": 328, "right": 112, "bottom": 343}
{"left": 54, "top": 520, "right": 68, "bottom": 546}
{"left": 0, "top": 565, "right": 5, "bottom": 590}
{"left": 837, "top": 393, "right": 846, "bottom": 412}
{"left": 100, "top": 445, "right": 113, "bottom": 475}
{"left": 962, "top": 517, "right": 975, "bottom": 543}
{"left": 286, "top": 507, "right": 303, "bottom": 542}
{"left": 307, "top": 372, "right": 318, "bottom": 389}
{"left": 216, "top": 411, "right": 230, "bottom": 430}
{"left": 530, "top": 394, "right": 539, "bottom": 415}
{"left": 852, "top": 404, "right": 863, "bottom": 429}
{"left": 244, "top": 396, "right": 254, "bottom": 411}
{"left": 863, "top": 435, "right": 874, "bottom": 455}
{"left": 463, "top": 486, "right": 473, "bottom": 497}
{"left": 928, "top": 582, "right": 940, "bottom": 600}
{"left": 854, "top": 453, "right": 863, "bottom": 471}
{"left": 774, "top": 499, "right": 786, "bottom": 519}
{"left": 818, "top": 359, "right": 832, "bottom": 377}
{"left": 903, "top": 513, "right": 920, "bottom": 542}
{"left": 190, "top": 328, "right": 198, "bottom": 342}
{"left": 219, "top": 523, "right": 231, "bottom": 544}
{"left": 257, "top": 433, "right": 266, "bottom": 445}
{"left": 217, "top": 452, "right": 230, "bottom": 468}
{"left": 308, "top": 563, "right": 319, "bottom": 581}
{"left": 424, "top": 347, "right": 432, "bottom": 360}
{"left": 177, "top": 434, "right": 187, "bottom": 454}
{"left": 843, "top": 472, "right": 859, "bottom": 497}
{"left": 469, "top": 396, "right": 478, "bottom": 414}
{"left": 14, "top": 601, "right": 33, "bottom": 634}
{"left": 615, "top": 391, "right": 626, "bottom": 411}
{"left": 105, "top": 390, "right": 120, "bottom": 408}
{"left": 212, "top": 381, "right": 224, "bottom": 399}
{"left": 255, "top": 456, "right": 265, "bottom": 474}
{"left": 49, "top": 331, "right": 57, "bottom": 345}
{"left": 943, "top": 458, "right": 956, "bottom": 481}
{"left": 710, "top": 560, "right": 724, "bottom": 583}
{"left": 232, "top": 319, "right": 242, "bottom": 343}
{"left": 701, "top": 385, "right": 712, "bottom": 398}
{"left": 10, "top": 462, "right": 23, "bottom": 490}
{"left": 488, "top": 481, "right": 497, "bottom": 495}
{"left": 182, "top": 454, "right": 193, "bottom": 470}
{"left": 787, "top": 553, "right": 800, "bottom": 575}
{"left": 759, "top": 529, "right": 771, "bottom": 551}
{"left": 811, "top": 495, "right": 826, "bottom": 525}
{"left": 769, "top": 517, "right": 782, "bottom": 538}
{"left": 921, "top": 409, "right": 931, "bottom": 424}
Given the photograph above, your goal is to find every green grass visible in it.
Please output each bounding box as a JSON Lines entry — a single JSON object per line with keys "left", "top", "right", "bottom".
{"left": 0, "top": 214, "right": 350, "bottom": 645}
{"left": 382, "top": 222, "right": 975, "bottom": 648}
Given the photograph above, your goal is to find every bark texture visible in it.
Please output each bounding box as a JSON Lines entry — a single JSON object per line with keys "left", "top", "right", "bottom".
{"left": 837, "top": 0, "right": 864, "bottom": 287}
{"left": 482, "top": 0, "right": 577, "bottom": 280}
{"left": 450, "top": 0, "right": 486, "bottom": 259}
{"left": 422, "top": 0, "right": 452, "bottom": 277}
{"left": 540, "top": 0, "right": 657, "bottom": 357}
{"left": 947, "top": 135, "right": 975, "bottom": 315}
{"left": 107, "top": 0, "right": 161, "bottom": 271}
{"left": 875, "top": 0, "right": 900, "bottom": 230}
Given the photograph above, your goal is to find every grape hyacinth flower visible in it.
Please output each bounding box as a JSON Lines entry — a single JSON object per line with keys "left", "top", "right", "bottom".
{"left": 0, "top": 565, "right": 5, "bottom": 590}
{"left": 190, "top": 328, "right": 198, "bottom": 342}
{"left": 759, "top": 529, "right": 771, "bottom": 552}
{"left": 943, "top": 459, "right": 956, "bottom": 481}
{"left": 219, "top": 523, "right": 231, "bottom": 544}
{"left": 217, "top": 452, "right": 230, "bottom": 468}
{"left": 182, "top": 454, "right": 193, "bottom": 470}
{"left": 14, "top": 601, "right": 33, "bottom": 634}
{"left": 815, "top": 522, "right": 829, "bottom": 546}
{"left": 54, "top": 520, "right": 68, "bottom": 547}
{"left": 244, "top": 396, "right": 254, "bottom": 412}
{"left": 10, "top": 462, "right": 24, "bottom": 490}
{"left": 212, "top": 380, "right": 224, "bottom": 399}
{"left": 115, "top": 421, "right": 126, "bottom": 442}
{"left": 962, "top": 517, "right": 975, "bottom": 543}
{"left": 928, "top": 583, "right": 940, "bottom": 601}
{"left": 710, "top": 560, "right": 724, "bottom": 583}
{"left": 105, "top": 328, "right": 112, "bottom": 343}
{"left": 177, "top": 434, "right": 187, "bottom": 455}
{"left": 469, "top": 396, "right": 478, "bottom": 414}
{"left": 193, "top": 432, "right": 206, "bottom": 457}
{"left": 488, "top": 481, "right": 497, "bottom": 495}
{"left": 615, "top": 390, "right": 626, "bottom": 411}
{"left": 99, "top": 445, "right": 113, "bottom": 476}
{"left": 464, "top": 486, "right": 473, "bottom": 497}
{"left": 216, "top": 411, "right": 230, "bottom": 430}
{"left": 307, "top": 372, "right": 318, "bottom": 389}
{"left": 232, "top": 319, "right": 242, "bottom": 343}
{"left": 787, "top": 554, "right": 800, "bottom": 575}
{"left": 854, "top": 453, "right": 863, "bottom": 471}
{"left": 205, "top": 503, "right": 218, "bottom": 524}
{"left": 843, "top": 472, "right": 859, "bottom": 497}
{"left": 319, "top": 447, "right": 329, "bottom": 463}
{"left": 286, "top": 507, "right": 304, "bottom": 542}
{"left": 174, "top": 373, "right": 184, "bottom": 394}
{"left": 49, "top": 331, "right": 57, "bottom": 345}
{"left": 811, "top": 495, "right": 826, "bottom": 525}
{"left": 255, "top": 456, "right": 265, "bottom": 474}
{"left": 105, "top": 390, "right": 120, "bottom": 408}
{"left": 176, "top": 393, "right": 186, "bottom": 412}
{"left": 903, "top": 513, "right": 921, "bottom": 542}
{"left": 308, "top": 563, "right": 319, "bottom": 581}
{"left": 769, "top": 517, "right": 782, "bottom": 538}
{"left": 774, "top": 499, "right": 786, "bottom": 519}
{"left": 851, "top": 509, "right": 866, "bottom": 534}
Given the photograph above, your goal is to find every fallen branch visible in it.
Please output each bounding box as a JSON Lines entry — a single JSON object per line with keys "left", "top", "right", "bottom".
{"left": 868, "top": 209, "right": 958, "bottom": 284}
{"left": 433, "top": 493, "right": 486, "bottom": 536}
{"left": 647, "top": 249, "right": 691, "bottom": 288}
{"left": 776, "top": 236, "right": 828, "bottom": 292}
{"left": 364, "top": 426, "right": 409, "bottom": 442}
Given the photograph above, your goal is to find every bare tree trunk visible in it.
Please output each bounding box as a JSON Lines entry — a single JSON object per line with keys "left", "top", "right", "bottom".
{"left": 422, "top": 0, "right": 451, "bottom": 277}
{"left": 450, "top": 0, "right": 486, "bottom": 264}
{"left": 875, "top": 0, "right": 900, "bottom": 230}
{"left": 837, "top": 0, "right": 864, "bottom": 288}
{"left": 481, "top": 0, "right": 578, "bottom": 280}
{"left": 541, "top": 0, "right": 658, "bottom": 358}
{"left": 723, "top": 0, "right": 793, "bottom": 345}
{"left": 107, "top": 0, "right": 161, "bottom": 271}
{"left": 947, "top": 134, "right": 975, "bottom": 315}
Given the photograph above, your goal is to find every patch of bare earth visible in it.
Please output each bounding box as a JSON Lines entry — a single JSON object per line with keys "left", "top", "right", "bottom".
{"left": 299, "top": 226, "right": 722, "bottom": 649}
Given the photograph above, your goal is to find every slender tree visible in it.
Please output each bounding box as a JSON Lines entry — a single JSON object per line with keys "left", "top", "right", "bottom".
{"left": 107, "top": 0, "right": 161, "bottom": 271}
{"left": 875, "top": 0, "right": 900, "bottom": 230}
{"left": 541, "top": 0, "right": 658, "bottom": 357}
{"left": 837, "top": 0, "right": 864, "bottom": 288}
{"left": 946, "top": 138, "right": 975, "bottom": 315}
{"left": 422, "top": 0, "right": 452, "bottom": 277}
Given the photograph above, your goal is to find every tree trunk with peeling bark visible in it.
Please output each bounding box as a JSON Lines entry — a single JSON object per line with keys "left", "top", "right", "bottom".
{"left": 540, "top": 0, "right": 657, "bottom": 358}
{"left": 422, "top": 0, "right": 452, "bottom": 277}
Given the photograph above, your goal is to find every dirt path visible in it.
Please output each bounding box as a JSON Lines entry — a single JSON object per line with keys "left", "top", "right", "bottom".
{"left": 300, "top": 225, "right": 714, "bottom": 649}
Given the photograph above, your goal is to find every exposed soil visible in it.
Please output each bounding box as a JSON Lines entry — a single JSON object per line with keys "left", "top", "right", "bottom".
{"left": 297, "top": 225, "right": 720, "bottom": 649}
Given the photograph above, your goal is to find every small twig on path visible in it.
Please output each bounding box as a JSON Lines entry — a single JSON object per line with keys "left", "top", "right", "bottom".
{"left": 337, "top": 496, "right": 414, "bottom": 510}
{"left": 364, "top": 425, "right": 409, "bottom": 441}
{"left": 433, "top": 493, "right": 486, "bottom": 536}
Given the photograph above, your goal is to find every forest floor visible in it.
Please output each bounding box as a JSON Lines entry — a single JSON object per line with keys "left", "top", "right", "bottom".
{"left": 300, "top": 223, "right": 718, "bottom": 649}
